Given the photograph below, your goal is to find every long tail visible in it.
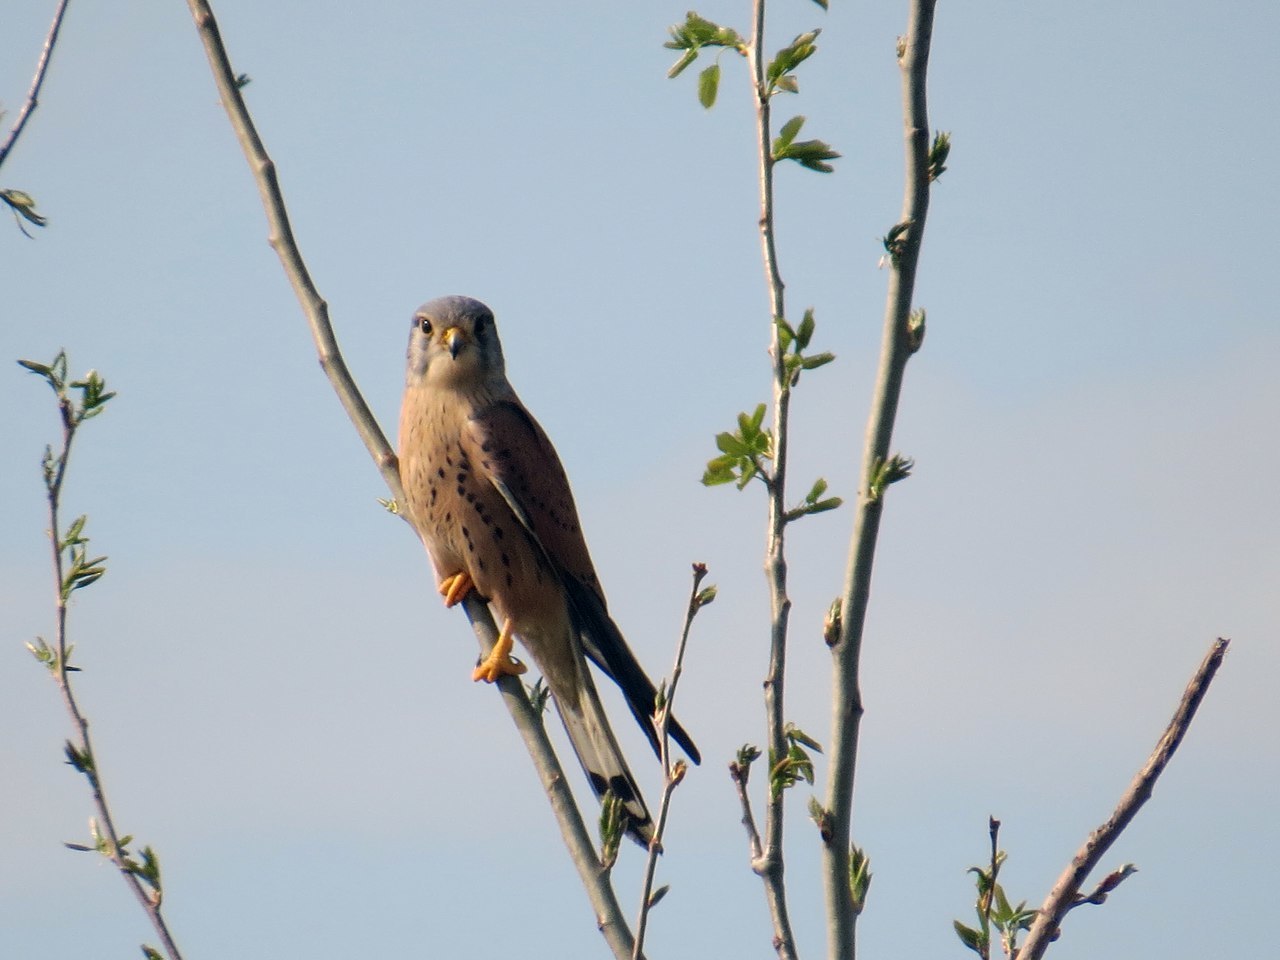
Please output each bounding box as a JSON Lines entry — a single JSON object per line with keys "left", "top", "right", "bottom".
{"left": 553, "top": 667, "right": 654, "bottom": 845}
{"left": 566, "top": 583, "right": 701, "bottom": 765}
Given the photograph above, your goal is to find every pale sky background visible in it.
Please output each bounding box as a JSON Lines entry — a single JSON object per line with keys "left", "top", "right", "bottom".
{"left": 3, "top": 2, "right": 1277, "bottom": 958}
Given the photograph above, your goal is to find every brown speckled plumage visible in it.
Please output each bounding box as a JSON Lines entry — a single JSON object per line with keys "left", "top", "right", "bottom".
{"left": 397, "top": 296, "right": 698, "bottom": 843}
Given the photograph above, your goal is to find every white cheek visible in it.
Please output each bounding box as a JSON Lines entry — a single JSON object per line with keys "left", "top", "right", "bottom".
{"left": 406, "top": 336, "right": 433, "bottom": 379}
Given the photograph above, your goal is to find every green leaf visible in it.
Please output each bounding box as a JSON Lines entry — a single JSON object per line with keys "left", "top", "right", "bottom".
{"left": 849, "top": 844, "right": 872, "bottom": 913}
{"left": 807, "top": 797, "right": 833, "bottom": 842}
{"left": 807, "top": 497, "right": 843, "bottom": 515}
{"left": 694, "top": 584, "right": 718, "bottom": 607}
{"left": 142, "top": 947, "right": 164, "bottom": 960}
{"left": 26, "top": 636, "right": 54, "bottom": 666}
{"left": 767, "top": 30, "right": 821, "bottom": 84}
{"left": 139, "top": 846, "right": 162, "bottom": 886}
{"left": 16, "top": 358, "right": 52, "bottom": 377}
{"left": 774, "top": 74, "right": 799, "bottom": 94}
{"left": 780, "top": 139, "right": 841, "bottom": 173}
{"left": 715, "top": 431, "right": 748, "bottom": 456}
{"left": 775, "top": 315, "right": 796, "bottom": 350}
{"left": 62, "top": 515, "right": 88, "bottom": 546}
{"left": 64, "top": 741, "right": 94, "bottom": 774}
{"left": 597, "top": 791, "right": 626, "bottom": 870}
{"left": 882, "top": 219, "right": 913, "bottom": 264}
{"left": 703, "top": 405, "right": 773, "bottom": 491}
{"left": 907, "top": 308, "right": 926, "bottom": 353}
{"left": 823, "top": 598, "right": 843, "bottom": 647}
{"left": 785, "top": 723, "right": 823, "bottom": 753}
{"left": 665, "top": 12, "right": 721, "bottom": 49}
{"left": 800, "top": 351, "right": 836, "bottom": 370}
{"left": 667, "top": 48, "right": 698, "bottom": 79}
{"left": 795, "top": 308, "right": 815, "bottom": 350}
{"left": 774, "top": 115, "right": 806, "bottom": 152}
{"left": 664, "top": 13, "right": 744, "bottom": 79}
{"left": 1, "top": 188, "right": 48, "bottom": 233}
{"left": 701, "top": 457, "right": 738, "bottom": 486}
{"left": 954, "top": 920, "right": 984, "bottom": 954}
{"left": 869, "top": 454, "right": 914, "bottom": 501}
{"left": 19, "top": 351, "right": 67, "bottom": 392}
{"left": 526, "top": 676, "right": 551, "bottom": 716}
{"left": 928, "top": 130, "right": 952, "bottom": 182}
{"left": 698, "top": 63, "right": 720, "bottom": 108}
{"left": 647, "top": 884, "right": 671, "bottom": 909}
{"left": 993, "top": 884, "right": 1013, "bottom": 921}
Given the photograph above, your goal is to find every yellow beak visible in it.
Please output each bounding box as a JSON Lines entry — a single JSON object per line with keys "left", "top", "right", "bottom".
{"left": 442, "top": 326, "right": 467, "bottom": 359}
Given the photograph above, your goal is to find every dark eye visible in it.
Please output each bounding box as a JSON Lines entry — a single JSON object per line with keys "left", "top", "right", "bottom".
{"left": 416, "top": 315, "right": 433, "bottom": 336}
{"left": 474, "top": 313, "right": 492, "bottom": 338}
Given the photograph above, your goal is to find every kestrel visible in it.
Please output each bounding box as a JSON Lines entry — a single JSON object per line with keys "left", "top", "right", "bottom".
{"left": 397, "top": 295, "right": 699, "bottom": 843}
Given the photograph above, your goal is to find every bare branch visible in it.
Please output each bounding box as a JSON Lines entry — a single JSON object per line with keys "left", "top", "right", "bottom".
{"left": 632, "top": 563, "right": 711, "bottom": 960}
{"left": 181, "top": 3, "right": 637, "bottom": 955}
{"left": 822, "top": 2, "right": 938, "bottom": 958}
{"left": 0, "top": 0, "right": 71, "bottom": 172}
{"left": 1017, "top": 637, "right": 1230, "bottom": 960}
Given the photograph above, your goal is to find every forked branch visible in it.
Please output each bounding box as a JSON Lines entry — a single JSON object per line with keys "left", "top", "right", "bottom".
{"left": 1016, "top": 638, "right": 1230, "bottom": 960}
{"left": 632, "top": 564, "right": 715, "bottom": 960}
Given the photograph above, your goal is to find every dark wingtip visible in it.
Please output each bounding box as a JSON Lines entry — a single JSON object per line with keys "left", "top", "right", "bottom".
{"left": 670, "top": 720, "right": 702, "bottom": 766}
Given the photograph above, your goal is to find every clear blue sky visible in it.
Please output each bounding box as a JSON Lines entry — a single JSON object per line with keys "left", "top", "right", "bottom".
{"left": 3, "top": 2, "right": 1277, "bottom": 958}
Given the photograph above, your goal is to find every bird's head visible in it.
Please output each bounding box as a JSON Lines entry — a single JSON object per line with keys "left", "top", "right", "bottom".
{"left": 405, "top": 295, "right": 507, "bottom": 390}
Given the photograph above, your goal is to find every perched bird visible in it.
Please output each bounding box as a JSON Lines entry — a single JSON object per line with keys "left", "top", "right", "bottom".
{"left": 398, "top": 295, "right": 699, "bottom": 843}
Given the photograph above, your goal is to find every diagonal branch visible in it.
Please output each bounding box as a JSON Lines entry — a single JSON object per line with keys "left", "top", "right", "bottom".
{"left": 0, "top": 0, "right": 71, "bottom": 172}
{"left": 1016, "top": 637, "right": 1230, "bottom": 960}
{"left": 822, "top": 3, "right": 938, "bottom": 959}
{"left": 181, "top": 3, "right": 636, "bottom": 956}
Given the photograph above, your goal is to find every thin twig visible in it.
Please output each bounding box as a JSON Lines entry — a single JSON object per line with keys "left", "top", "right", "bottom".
{"left": 980, "top": 817, "right": 1001, "bottom": 960}
{"left": 181, "top": 4, "right": 637, "bottom": 957}
{"left": 0, "top": 0, "right": 71, "bottom": 172}
{"left": 37, "top": 370, "right": 184, "bottom": 960}
{"left": 632, "top": 564, "right": 709, "bottom": 960}
{"left": 822, "top": 3, "right": 938, "bottom": 959}
{"left": 746, "top": 0, "right": 800, "bottom": 956}
{"left": 1065, "top": 862, "right": 1137, "bottom": 914}
{"left": 730, "top": 760, "right": 765, "bottom": 862}
{"left": 1016, "top": 637, "right": 1230, "bottom": 960}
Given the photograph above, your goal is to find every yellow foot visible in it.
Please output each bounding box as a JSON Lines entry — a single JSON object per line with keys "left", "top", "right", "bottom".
{"left": 472, "top": 618, "right": 528, "bottom": 683}
{"left": 438, "top": 571, "right": 474, "bottom": 608}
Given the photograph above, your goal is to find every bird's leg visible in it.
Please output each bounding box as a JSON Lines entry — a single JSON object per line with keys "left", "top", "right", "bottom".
{"left": 472, "top": 618, "right": 528, "bottom": 683}
{"left": 438, "top": 571, "right": 474, "bottom": 608}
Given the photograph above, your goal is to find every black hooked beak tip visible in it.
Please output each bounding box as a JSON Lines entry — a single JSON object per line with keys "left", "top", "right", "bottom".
{"left": 442, "top": 326, "right": 466, "bottom": 359}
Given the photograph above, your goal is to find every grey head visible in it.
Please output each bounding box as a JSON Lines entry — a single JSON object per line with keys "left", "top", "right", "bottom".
{"left": 405, "top": 295, "right": 508, "bottom": 390}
